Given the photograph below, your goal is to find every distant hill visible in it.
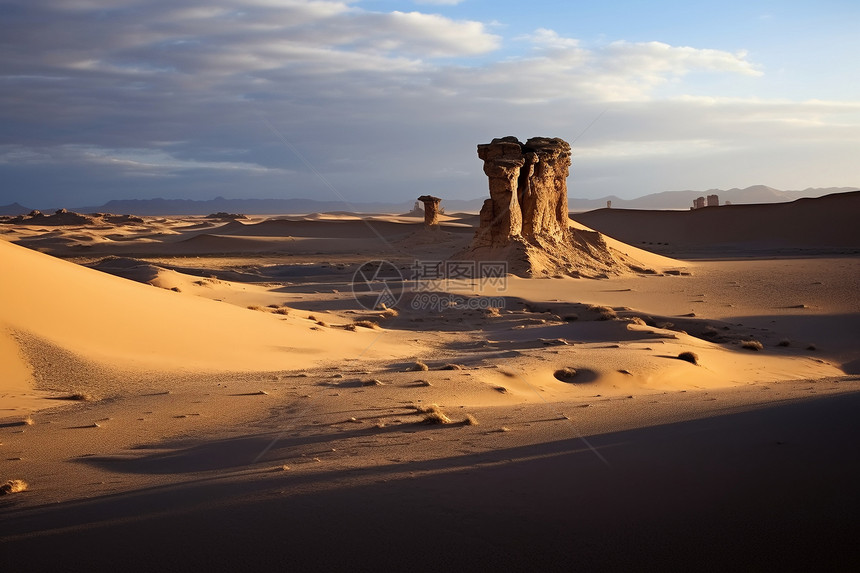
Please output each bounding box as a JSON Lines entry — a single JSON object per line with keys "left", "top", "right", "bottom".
{"left": 568, "top": 186, "right": 858, "bottom": 211}
{"left": 572, "top": 191, "right": 860, "bottom": 255}
{"left": 74, "top": 196, "right": 418, "bottom": 216}
{"left": 3, "top": 186, "right": 854, "bottom": 216}
{"left": 0, "top": 202, "right": 32, "bottom": 216}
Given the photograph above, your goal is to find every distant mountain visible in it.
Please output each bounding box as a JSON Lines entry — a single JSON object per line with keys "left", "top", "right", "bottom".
{"left": 0, "top": 202, "right": 32, "bottom": 216}
{"left": 72, "top": 196, "right": 417, "bottom": 216}
{"left": 572, "top": 190, "right": 860, "bottom": 254}
{"left": 569, "top": 186, "right": 858, "bottom": 211}
{"left": 5, "top": 186, "right": 854, "bottom": 216}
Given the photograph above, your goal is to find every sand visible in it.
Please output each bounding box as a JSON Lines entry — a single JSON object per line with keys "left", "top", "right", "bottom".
{"left": 1, "top": 200, "right": 858, "bottom": 570}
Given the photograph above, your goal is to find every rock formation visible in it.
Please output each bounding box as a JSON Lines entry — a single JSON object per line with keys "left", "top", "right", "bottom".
{"left": 459, "top": 136, "right": 661, "bottom": 278}
{"left": 417, "top": 195, "right": 441, "bottom": 228}
{"left": 0, "top": 209, "right": 144, "bottom": 226}
{"left": 473, "top": 137, "right": 571, "bottom": 247}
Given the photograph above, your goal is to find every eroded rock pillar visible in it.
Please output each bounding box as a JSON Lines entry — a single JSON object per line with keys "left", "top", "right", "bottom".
{"left": 474, "top": 136, "right": 571, "bottom": 247}
{"left": 417, "top": 195, "right": 442, "bottom": 228}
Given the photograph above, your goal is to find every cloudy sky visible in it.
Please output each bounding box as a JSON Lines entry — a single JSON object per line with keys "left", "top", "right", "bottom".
{"left": 1, "top": 0, "right": 858, "bottom": 208}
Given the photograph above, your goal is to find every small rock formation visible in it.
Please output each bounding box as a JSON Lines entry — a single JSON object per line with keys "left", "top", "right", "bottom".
{"left": 417, "top": 195, "right": 441, "bottom": 228}
{"left": 206, "top": 212, "right": 248, "bottom": 221}
{"left": 459, "top": 136, "right": 661, "bottom": 278}
{"left": 0, "top": 209, "right": 144, "bottom": 226}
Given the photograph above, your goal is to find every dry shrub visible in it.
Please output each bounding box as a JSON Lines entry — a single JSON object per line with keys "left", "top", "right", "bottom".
{"left": 406, "top": 360, "right": 429, "bottom": 372}
{"left": 627, "top": 316, "right": 646, "bottom": 326}
{"left": 61, "top": 393, "right": 91, "bottom": 401}
{"left": 247, "top": 305, "right": 263, "bottom": 311}
{"left": 588, "top": 305, "right": 617, "bottom": 321}
{"left": 353, "top": 320, "right": 378, "bottom": 329}
{"left": 440, "top": 363, "right": 463, "bottom": 370}
{"left": 463, "top": 414, "right": 479, "bottom": 426}
{"left": 742, "top": 340, "right": 764, "bottom": 351}
{"left": 273, "top": 307, "right": 290, "bottom": 315}
{"left": 316, "top": 320, "right": 328, "bottom": 327}
{"left": 343, "top": 324, "right": 357, "bottom": 331}
{"left": 170, "top": 286, "right": 181, "bottom": 292}
{"left": 0, "top": 479, "right": 28, "bottom": 495}
{"left": 417, "top": 404, "right": 452, "bottom": 425}
{"left": 677, "top": 351, "right": 699, "bottom": 365}
{"left": 484, "top": 307, "right": 502, "bottom": 318}
{"left": 702, "top": 325, "right": 719, "bottom": 337}
{"left": 777, "top": 339, "right": 791, "bottom": 347}
{"left": 379, "top": 308, "right": 399, "bottom": 318}
{"left": 553, "top": 367, "right": 577, "bottom": 382}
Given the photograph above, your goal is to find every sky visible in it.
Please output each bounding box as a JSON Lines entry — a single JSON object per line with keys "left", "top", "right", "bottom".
{"left": 1, "top": 0, "right": 858, "bottom": 208}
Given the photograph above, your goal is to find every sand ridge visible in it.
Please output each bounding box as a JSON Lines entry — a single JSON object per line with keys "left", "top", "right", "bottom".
{"left": 1, "top": 200, "right": 859, "bottom": 569}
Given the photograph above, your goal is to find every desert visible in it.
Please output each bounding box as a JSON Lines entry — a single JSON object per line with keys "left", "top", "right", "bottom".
{"left": 6, "top": 0, "right": 860, "bottom": 568}
{"left": 2, "top": 140, "right": 859, "bottom": 570}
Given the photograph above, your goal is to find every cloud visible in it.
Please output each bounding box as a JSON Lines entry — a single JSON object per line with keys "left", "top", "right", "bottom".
{"left": 0, "top": 2, "right": 855, "bottom": 207}
{"left": 414, "top": 0, "right": 465, "bottom": 5}
{"left": 602, "top": 41, "right": 762, "bottom": 78}
{"left": 523, "top": 28, "right": 582, "bottom": 50}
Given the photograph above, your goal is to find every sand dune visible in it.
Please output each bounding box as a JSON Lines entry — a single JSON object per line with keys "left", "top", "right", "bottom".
{"left": 0, "top": 239, "right": 403, "bottom": 380}
{"left": 573, "top": 191, "right": 860, "bottom": 255}
{"left": 1, "top": 197, "right": 858, "bottom": 570}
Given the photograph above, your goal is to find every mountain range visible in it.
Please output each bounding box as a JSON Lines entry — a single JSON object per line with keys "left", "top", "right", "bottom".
{"left": 1, "top": 186, "right": 856, "bottom": 216}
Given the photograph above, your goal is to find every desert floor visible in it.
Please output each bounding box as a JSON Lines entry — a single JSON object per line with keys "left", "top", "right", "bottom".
{"left": 1, "top": 207, "right": 859, "bottom": 571}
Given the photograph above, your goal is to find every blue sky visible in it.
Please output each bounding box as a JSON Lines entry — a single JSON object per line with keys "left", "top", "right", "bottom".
{"left": 1, "top": 0, "right": 858, "bottom": 208}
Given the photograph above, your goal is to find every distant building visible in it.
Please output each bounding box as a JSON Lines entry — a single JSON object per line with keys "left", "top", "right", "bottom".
{"left": 707, "top": 194, "right": 719, "bottom": 207}
{"left": 693, "top": 197, "right": 705, "bottom": 209}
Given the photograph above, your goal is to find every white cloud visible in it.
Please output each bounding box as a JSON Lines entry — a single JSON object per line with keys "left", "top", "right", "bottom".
{"left": 523, "top": 28, "right": 581, "bottom": 50}
{"left": 0, "top": 144, "right": 287, "bottom": 176}
{"left": 603, "top": 41, "right": 763, "bottom": 77}
{"left": 0, "top": 3, "right": 856, "bottom": 205}
{"left": 414, "top": 0, "right": 466, "bottom": 5}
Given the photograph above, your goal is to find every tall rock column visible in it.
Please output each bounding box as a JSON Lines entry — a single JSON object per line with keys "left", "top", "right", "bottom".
{"left": 520, "top": 137, "right": 571, "bottom": 241}
{"left": 417, "top": 195, "right": 442, "bottom": 228}
{"left": 475, "top": 137, "right": 525, "bottom": 247}
{"left": 474, "top": 136, "right": 571, "bottom": 247}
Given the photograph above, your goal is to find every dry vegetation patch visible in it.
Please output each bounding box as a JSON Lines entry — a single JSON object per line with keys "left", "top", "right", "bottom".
{"left": 588, "top": 305, "right": 617, "bottom": 321}
{"left": 553, "top": 367, "right": 578, "bottom": 382}
{"left": 677, "top": 351, "right": 699, "bottom": 365}
{"left": 415, "top": 404, "right": 453, "bottom": 424}
{"left": 0, "top": 479, "right": 28, "bottom": 495}
{"left": 406, "top": 360, "right": 429, "bottom": 372}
